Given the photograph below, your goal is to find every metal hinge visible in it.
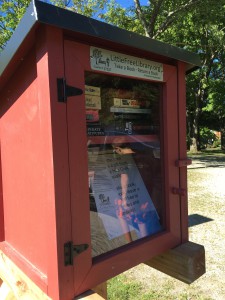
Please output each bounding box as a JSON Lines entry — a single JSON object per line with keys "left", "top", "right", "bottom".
{"left": 57, "top": 78, "right": 83, "bottom": 103}
{"left": 64, "top": 241, "right": 89, "bottom": 266}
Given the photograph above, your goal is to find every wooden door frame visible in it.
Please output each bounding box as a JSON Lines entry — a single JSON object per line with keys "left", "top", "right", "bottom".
{"left": 64, "top": 39, "right": 182, "bottom": 296}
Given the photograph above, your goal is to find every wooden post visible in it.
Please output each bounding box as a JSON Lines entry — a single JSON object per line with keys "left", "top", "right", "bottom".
{"left": 0, "top": 250, "right": 50, "bottom": 300}
{"left": 92, "top": 283, "right": 107, "bottom": 299}
{"left": 0, "top": 241, "right": 205, "bottom": 300}
{"left": 0, "top": 248, "right": 108, "bottom": 300}
{"left": 0, "top": 282, "right": 16, "bottom": 300}
{"left": 144, "top": 241, "right": 206, "bottom": 284}
{"left": 75, "top": 282, "right": 107, "bottom": 300}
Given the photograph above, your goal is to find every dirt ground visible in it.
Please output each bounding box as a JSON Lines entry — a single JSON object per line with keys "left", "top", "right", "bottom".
{"left": 124, "top": 153, "right": 225, "bottom": 300}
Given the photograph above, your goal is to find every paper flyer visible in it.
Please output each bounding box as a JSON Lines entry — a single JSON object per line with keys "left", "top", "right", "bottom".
{"left": 89, "top": 151, "right": 162, "bottom": 240}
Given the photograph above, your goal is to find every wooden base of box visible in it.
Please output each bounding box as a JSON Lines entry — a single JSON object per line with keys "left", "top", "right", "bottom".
{"left": 0, "top": 242, "right": 205, "bottom": 300}
{"left": 0, "top": 248, "right": 107, "bottom": 300}
{"left": 144, "top": 241, "right": 206, "bottom": 284}
{"left": 75, "top": 283, "right": 107, "bottom": 300}
{"left": 0, "top": 249, "right": 50, "bottom": 300}
{"left": 76, "top": 242, "right": 205, "bottom": 299}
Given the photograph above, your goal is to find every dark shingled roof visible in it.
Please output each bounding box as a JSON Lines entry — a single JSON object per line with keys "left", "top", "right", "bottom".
{"left": 0, "top": 0, "right": 201, "bottom": 77}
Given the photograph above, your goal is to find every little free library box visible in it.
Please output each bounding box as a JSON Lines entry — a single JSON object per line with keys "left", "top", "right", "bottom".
{"left": 0, "top": 1, "right": 205, "bottom": 299}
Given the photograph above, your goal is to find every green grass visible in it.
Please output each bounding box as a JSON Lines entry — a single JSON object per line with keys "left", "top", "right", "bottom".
{"left": 108, "top": 275, "right": 140, "bottom": 300}
{"left": 107, "top": 274, "right": 212, "bottom": 299}
{"left": 107, "top": 274, "right": 205, "bottom": 300}
{"left": 187, "top": 147, "right": 225, "bottom": 156}
{"left": 108, "top": 274, "right": 163, "bottom": 300}
{"left": 201, "top": 148, "right": 225, "bottom": 155}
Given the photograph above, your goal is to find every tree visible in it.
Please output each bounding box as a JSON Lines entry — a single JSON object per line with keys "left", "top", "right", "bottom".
{"left": 51, "top": 0, "right": 107, "bottom": 17}
{"left": 205, "top": 80, "right": 225, "bottom": 150}
{"left": 100, "top": 0, "right": 225, "bottom": 152}
{"left": 185, "top": 23, "right": 225, "bottom": 151}
{"left": 184, "top": 3, "right": 225, "bottom": 152}
{"left": 0, "top": 0, "right": 31, "bottom": 50}
{"left": 0, "top": 0, "right": 108, "bottom": 50}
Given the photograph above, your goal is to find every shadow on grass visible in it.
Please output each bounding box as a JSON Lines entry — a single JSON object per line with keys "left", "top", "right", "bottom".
{"left": 188, "top": 151, "right": 225, "bottom": 168}
{"left": 201, "top": 149, "right": 225, "bottom": 155}
{"left": 188, "top": 213, "right": 214, "bottom": 227}
{"left": 188, "top": 148, "right": 225, "bottom": 155}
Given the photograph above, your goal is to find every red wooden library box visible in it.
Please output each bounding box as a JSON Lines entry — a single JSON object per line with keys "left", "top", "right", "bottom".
{"left": 0, "top": 1, "right": 203, "bottom": 299}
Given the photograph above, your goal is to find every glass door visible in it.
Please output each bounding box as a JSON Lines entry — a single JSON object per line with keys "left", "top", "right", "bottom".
{"left": 85, "top": 72, "right": 164, "bottom": 257}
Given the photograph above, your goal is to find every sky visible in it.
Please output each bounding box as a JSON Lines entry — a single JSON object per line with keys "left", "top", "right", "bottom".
{"left": 117, "top": 0, "right": 149, "bottom": 8}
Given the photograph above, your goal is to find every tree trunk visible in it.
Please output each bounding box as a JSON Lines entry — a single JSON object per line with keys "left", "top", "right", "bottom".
{"left": 189, "top": 110, "right": 201, "bottom": 153}
{"left": 188, "top": 80, "right": 205, "bottom": 153}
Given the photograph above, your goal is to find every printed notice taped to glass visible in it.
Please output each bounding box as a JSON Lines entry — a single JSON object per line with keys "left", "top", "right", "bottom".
{"left": 89, "top": 151, "right": 162, "bottom": 240}
{"left": 90, "top": 47, "right": 163, "bottom": 81}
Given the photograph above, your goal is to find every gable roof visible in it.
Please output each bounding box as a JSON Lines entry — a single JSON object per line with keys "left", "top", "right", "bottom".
{"left": 0, "top": 0, "right": 201, "bottom": 78}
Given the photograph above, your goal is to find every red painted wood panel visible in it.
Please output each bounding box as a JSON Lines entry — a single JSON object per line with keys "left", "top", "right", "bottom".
{"left": 0, "top": 149, "right": 5, "bottom": 242}
{"left": 0, "top": 49, "right": 49, "bottom": 273}
{"left": 162, "top": 64, "right": 181, "bottom": 236}
{"left": 35, "top": 26, "right": 74, "bottom": 300}
{"left": 177, "top": 61, "right": 189, "bottom": 242}
{"left": 0, "top": 25, "right": 74, "bottom": 300}
{"left": 64, "top": 40, "right": 92, "bottom": 295}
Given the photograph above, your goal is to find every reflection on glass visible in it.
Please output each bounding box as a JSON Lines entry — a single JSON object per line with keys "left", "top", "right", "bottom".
{"left": 85, "top": 72, "right": 164, "bottom": 257}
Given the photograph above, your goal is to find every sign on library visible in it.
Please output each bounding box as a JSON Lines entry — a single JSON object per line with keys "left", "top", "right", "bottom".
{"left": 90, "top": 47, "right": 163, "bottom": 81}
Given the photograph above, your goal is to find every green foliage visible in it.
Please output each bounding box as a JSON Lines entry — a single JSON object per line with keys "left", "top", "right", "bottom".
{"left": 199, "top": 127, "right": 217, "bottom": 148}
{"left": 174, "top": 1, "right": 225, "bottom": 151}
{"left": 207, "top": 80, "right": 225, "bottom": 122}
{"left": 0, "top": 0, "right": 108, "bottom": 50}
{"left": 51, "top": 0, "right": 107, "bottom": 17}
{"left": 213, "top": 139, "right": 221, "bottom": 148}
{"left": 0, "top": 0, "right": 30, "bottom": 49}
{"left": 98, "top": 1, "right": 145, "bottom": 34}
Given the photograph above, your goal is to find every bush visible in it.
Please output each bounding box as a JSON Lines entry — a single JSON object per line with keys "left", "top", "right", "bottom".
{"left": 213, "top": 139, "right": 221, "bottom": 148}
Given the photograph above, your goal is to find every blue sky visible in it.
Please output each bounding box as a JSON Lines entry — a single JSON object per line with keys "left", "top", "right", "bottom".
{"left": 117, "top": 0, "right": 149, "bottom": 8}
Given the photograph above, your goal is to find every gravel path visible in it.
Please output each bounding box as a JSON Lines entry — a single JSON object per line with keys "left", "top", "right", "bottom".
{"left": 124, "top": 154, "right": 225, "bottom": 300}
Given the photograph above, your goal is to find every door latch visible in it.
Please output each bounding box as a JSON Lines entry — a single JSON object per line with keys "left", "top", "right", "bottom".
{"left": 172, "top": 187, "right": 187, "bottom": 197}
{"left": 64, "top": 241, "right": 89, "bottom": 266}
{"left": 175, "top": 159, "right": 192, "bottom": 167}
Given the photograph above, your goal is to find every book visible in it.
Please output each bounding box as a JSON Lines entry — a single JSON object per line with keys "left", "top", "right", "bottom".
{"left": 110, "top": 106, "right": 151, "bottom": 114}
{"left": 113, "top": 98, "right": 150, "bottom": 108}
{"left": 85, "top": 95, "right": 101, "bottom": 110}
{"left": 85, "top": 85, "right": 101, "bottom": 96}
